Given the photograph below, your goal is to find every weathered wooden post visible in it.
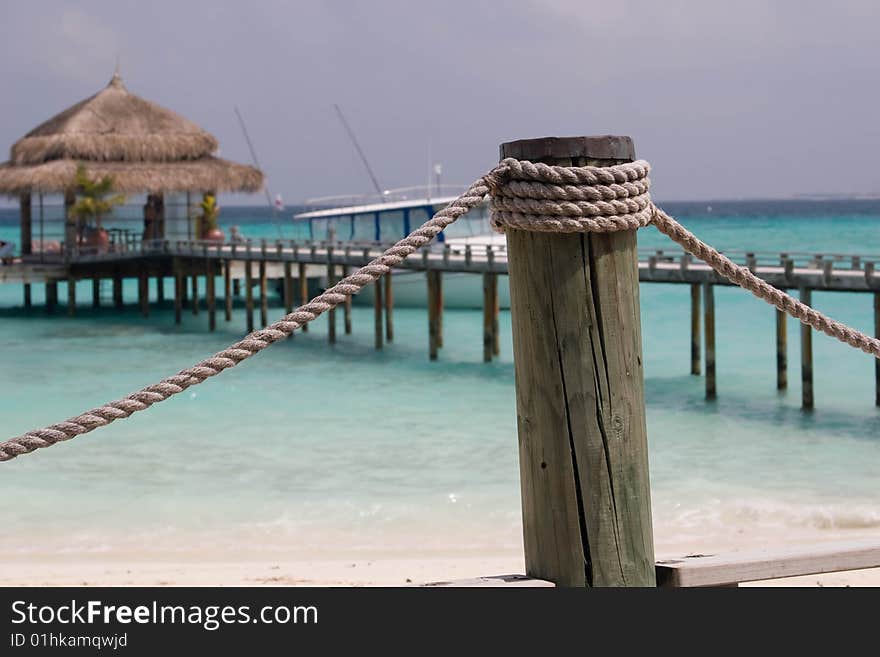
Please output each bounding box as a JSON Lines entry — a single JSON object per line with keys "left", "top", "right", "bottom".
{"left": 690, "top": 283, "right": 701, "bottom": 375}
{"left": 298, "top": 262, "right": 309, "bottom": 333}
{"left": 374, "top": 275, "right": 384, "bottom": 350}
{"left": 190, "top": 260, "right": 199, "bottom": 316}
{"left": 800, "top": 287, "right": 813, "bottom": 409}
{"left": 776, "top": 306, "right": 787, "bottom": 391}
{"left": 502, "top": 136, "right": 655, "bottom": 587}
{"left": 46, "top": 280, "right": 58, "bottom": 314}
{"left": 427, "top": 270, "right": 441, "bottom": 360}
{"left": 384, "top": 273, "right": 394, "bottom": 342}
{"left": 23, "top": 284, "right": 31, "bottom": 310}
{"left": 138, "top": 270, "right": 149, "bottom": 318}
{"left": 206, "top": 260, "right": 216, "bottom": 331}
{"left": 875, "top": 292, "right": 880, "bottom": 407}
{"left": 245, "top": 247, "right": 254, "bottom": 333}
{"left": 67, "top": 276, "right": 76, "bottom": 317}
{"left": 259, "top": 260, "right": 268, "bottom": 328}
{"left": 224, "top": 260, "right": 233, "bottom": 322}
{"left": 112, "top": 270, "right": 123, "bottom": 309}
{"left": 327, "top": 249, "right": 337, "bottom": 344}
{"left": 704, "top": 283, "right": 716, "bottom": 399}
{"left": 482, "top": 272, "right": 496, "bottom": 363}
{"left": 344, "top": 266, "right": 353, "bottom": 335}
{"left": 156, "top": 276, "right": 165, "bottom": 305}
{"left": 284, "top": 261, "right": 294, "bottom": 315}
{"left": 173, "top": 258, "right": 182, "bottom": 325}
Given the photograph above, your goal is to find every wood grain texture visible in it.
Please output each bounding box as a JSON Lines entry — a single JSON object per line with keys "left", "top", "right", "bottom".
{"left": 703, "top": 283, "right": 716, "bottom": 399}
{"left": 656, "top": 539, "right": 880, "bottom": 587}
{"left": 502, "top": 138, "right": 654, "bottom": 588}
{"left": 690, "top": 283, "right": 700, "bottom": 375}
{"left": 777, "top": 306, "right": 787, "bottom": 390}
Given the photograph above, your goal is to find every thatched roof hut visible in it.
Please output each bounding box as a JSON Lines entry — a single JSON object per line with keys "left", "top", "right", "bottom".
{"left": 0, "top": 72, "right": 263, "bottom": 194}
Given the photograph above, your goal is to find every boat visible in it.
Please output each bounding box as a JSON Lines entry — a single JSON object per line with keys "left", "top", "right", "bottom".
{"left": 292, "top": 186, "right": 510, "bottom": 309}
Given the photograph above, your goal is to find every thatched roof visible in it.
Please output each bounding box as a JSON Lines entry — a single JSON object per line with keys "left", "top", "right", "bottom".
{"left": 0, "top": 72, "right": 264, "bottom": 195}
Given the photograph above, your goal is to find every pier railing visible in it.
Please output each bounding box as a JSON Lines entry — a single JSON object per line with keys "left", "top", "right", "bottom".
{"left": 5, "top": 135, "right": 880, "bottom": 587}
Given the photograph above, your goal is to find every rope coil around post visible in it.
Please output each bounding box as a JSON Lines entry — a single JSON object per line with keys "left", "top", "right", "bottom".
{"left": 3, "top": 156, "right": 880, "bottom": 462}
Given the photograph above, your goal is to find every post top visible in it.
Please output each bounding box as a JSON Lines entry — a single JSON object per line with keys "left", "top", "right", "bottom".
{"left": 500, "top": 136, "right": 635, "bottom": 162}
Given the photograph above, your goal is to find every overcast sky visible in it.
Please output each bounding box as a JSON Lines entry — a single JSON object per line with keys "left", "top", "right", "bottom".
{"left": 1, "top": 1, "right": 879, "bottom": 204}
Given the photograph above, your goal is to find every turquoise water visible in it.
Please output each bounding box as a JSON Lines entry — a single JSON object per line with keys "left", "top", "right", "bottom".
{"left": 2, "top": 201, "right": 880, "bottom": 561}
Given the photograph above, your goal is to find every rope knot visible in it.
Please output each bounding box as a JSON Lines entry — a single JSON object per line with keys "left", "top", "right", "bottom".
{"left": 488, "top": 157, "right": 655, "bottom": 234}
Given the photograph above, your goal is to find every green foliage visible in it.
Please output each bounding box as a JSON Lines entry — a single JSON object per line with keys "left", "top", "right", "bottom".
{"left": 198, "top": 193, "right": 220, "bottom": 232}
{"left": 69, "top": 164, "right": 126, "bottom": 228}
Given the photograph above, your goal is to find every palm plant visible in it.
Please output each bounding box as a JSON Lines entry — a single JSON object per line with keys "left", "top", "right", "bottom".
{"left": 69, "top": 164, "right": 126, "bottom": 234}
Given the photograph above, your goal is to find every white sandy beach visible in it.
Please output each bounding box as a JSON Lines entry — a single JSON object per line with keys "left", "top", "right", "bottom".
{"left": 3, "top": 553, "right": 880, "bottom": 587}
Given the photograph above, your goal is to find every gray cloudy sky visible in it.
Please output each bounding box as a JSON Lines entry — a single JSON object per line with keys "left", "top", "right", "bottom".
{"left": 1, "top": 1, "right": 879, "bottom": 203}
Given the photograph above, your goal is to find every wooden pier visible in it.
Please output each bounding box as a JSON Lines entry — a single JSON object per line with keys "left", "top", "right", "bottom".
{"left": 3, "top": 240, "right": 880, "bottom": 408}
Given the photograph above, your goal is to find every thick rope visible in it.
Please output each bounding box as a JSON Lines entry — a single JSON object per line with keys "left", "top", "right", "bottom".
{"left": 3, "top": 156, "right": 879, "bottom": 462}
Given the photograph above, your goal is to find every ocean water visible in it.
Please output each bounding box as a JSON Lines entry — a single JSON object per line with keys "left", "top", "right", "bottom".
{"left": 2, "top": 200, "right": 880, "bottom": 562}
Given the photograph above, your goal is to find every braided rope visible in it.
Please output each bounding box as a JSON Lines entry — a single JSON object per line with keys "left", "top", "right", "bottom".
{"left": 0, "top": 175, "right": 497, "bottom": 462}
{"left": 4, "top": 156, "right": 880, "bottom": 462}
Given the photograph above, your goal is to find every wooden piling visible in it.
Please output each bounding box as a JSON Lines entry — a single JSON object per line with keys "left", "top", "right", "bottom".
{"left": 776, "top": 306, "right": 787, "bottom": 391}
{"left": 374, "top": 273, "right": 383, "bottom": 350}
{"left": 482, "top": 272, "right": 495, "bottom": 363}
{"left": 875, "top": 293, "right": 880, "bottom": 407}
{"left": 503, "top": 136, "right": 654, "bottom": 587}
{"left": 245, "top": 258, "right": 254, "bottom": 333}
{"left": 207, "top": 260, "right": 216, "bottom": 331}
{"left": 690, "top": 283, "right": 701, "bottom": 375}
{"left": 327, "top": 256, "right": 336, "bottom": 344}
{"left": 23, "top": 283, "right": 31, "bottom": 309}
{"left": 46, "top": 281, "right": 57, "bottom": 314}
{"left": 259, "top": 260, "right": 268, "bottom": 328}
{"left": 224, "top": 260, "right": 232, "bottom": 322}
{"left": 343, "top": 266, "right": 353, "bottom": 335}
{"left": 284, "top": 261, "right": 293, "bottom": 314}
{"left": 492, "top": 274, "right": 500, "bottom": 357}
{"left": 800, "top": 287, "right": 813, "bottom": 409}
{"left": 91, "top": 277, "right": 100, "bottom": 309}
{"left": 704, "top": 282, "right": 716, "bottom": 399}
{"left": 436, "top": 271, "right": 444, "bottom": 349}
{"left": 112, "top": 271, "right": 123, "bottom": 309}
{"left": 427, "top": 270, "right": 441, "bottom": 360}
{"left": 233, "top": 278, "right": 241, "bottom": 297}
{"left": 156, "top": 276, "right": 165, "bottom": 305}
{"left": 138, "top": 270, "right": 149, "bottom": 318}
{"left": 384, "top": 272, "right": 394, "bottom": 342}
{"left": 299, "top": 262, "right": 308, "bottom": 333}
{"left": 190, "top": 264, "right": 199, "bottom": 316}
{"left": 173, "top": 258, "right": 182, "bottom": 325}
{"left": 67, "top": 276, "right": 76, "bottom": 317}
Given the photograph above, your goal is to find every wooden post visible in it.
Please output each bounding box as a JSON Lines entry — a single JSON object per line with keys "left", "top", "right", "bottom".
{"left": 139, "top": 270, "right": 149, "bottom": 318}
{"left": 224, "top": 260, "right": 232, "bottom": 322}
{"left": 91, "top": 277, "right": 100, "bottom": 309}
{"left": 704, "top": 283, "right": 716, "bottom": 399}
{"left": 190, "top": 263, "right": 199, "bottom": 316}
{"left": 343, "top": 266, "right": 353, "bottom": 335}
{"left": 206, "top": 260, "right": 216, "bottom": 331}
{"left": 384, "top": 272, "right": 394, "bottom": 342}
{"left": 20, "top": 193, "right": 32, "bottom": 256}
{"left": 46, "top": 281, "right": 58, "bottom": 314}
{"left": 259, "top": 260, "right": 268, "bottom": 328}
{"left": 299, "top": 262, "right": 308, "bottom": 333}
{"left": 284, "top": 261, "right": 293, "bottom": 314}
{"left": 113, "top": 271, "right": 123, "bottom": 309}
{"left": 173, "top": 258, "right": 182, "bottom": 325}
{"left": 776, "top": 306, "right": 787, "bottom": 391}
{"left": 436, "top": 271, "right": 444, "bottom": 349}
{"left": 233, "top": 278, "right": 241, "bottom": 297}
{"left": 427, "top": 270, "right": 440, "bottom": 360}
{"left": 875, "top": 293, "right": 880, "bottom": 407}
{"left": 690, "top": 283, "right": 701, "bottom": 375}
{"left": 23, "top": 284, "right": 31, "bottom": 309}
{"left": 245, "top": 258, "right": 254, "bottom": 333}
{"left": 482, "top": 272, "right": 495, "bottom": 363}
{"left": 503, "top": 136, "right": 654, "bottom": 587}
{"left": 800, "top": 287, "right": 813, "bottom": 409}
{"left": 491, "top": 273, "right": 499, "bottom": 356}
{"left": 67, "top": 276, "right": 76, "bottom": 317}
{"left": 374, "top": 273, "right": 383, "bottom": 350}
{"left": 327, "top": 255, "right": 336, "bottom": 344}
{"left": 156, "top": 276, "right": 165, "bottom": 305}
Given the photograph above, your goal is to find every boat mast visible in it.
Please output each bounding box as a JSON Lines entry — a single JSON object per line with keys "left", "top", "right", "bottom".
{"left": 333, "top": 104, "right": 384, "bottom": 196}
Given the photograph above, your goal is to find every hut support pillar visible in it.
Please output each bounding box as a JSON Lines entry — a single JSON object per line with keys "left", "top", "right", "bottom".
{"left": 92, "top": 277, "right": 100, "bottom": 309}
{"left": 190, "top": 264, "right": 199, "bottom": 316}
{"left": 284, "top": 262, "right": 293, "bottom": 315}
{"left": 139, "top": 270, "right": 149, "bottom": 318}
{"left": 46, "top": 281, "right": 58, "bottom": 315}
{"left": 23, "top": 284, "right": 31, "bottom": 310}
{"left": 173, "top": 258, "right": 182, "bottom": 325}
{"left": 113, "top": 271, "right": 123, "bottom": 309}
{"left": 800, "top": 288, "right": 814, "bottom": 409}
{"left": 156, "top": 276, "right": 165, "bottom": 305}
{"left": 67, "top": 276, "right": 76, "bottom": 317}
{"left": 343, "top": 266, "right": 353, "bottom": 335}
{"left": 327, "top": 254, "right": 336, "bottom": 344}
{"left": 428, "top": 271, "right": 441, "bottom": 360}
{"left": 502, "top": 136, "right": 654, "bottom": 587}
